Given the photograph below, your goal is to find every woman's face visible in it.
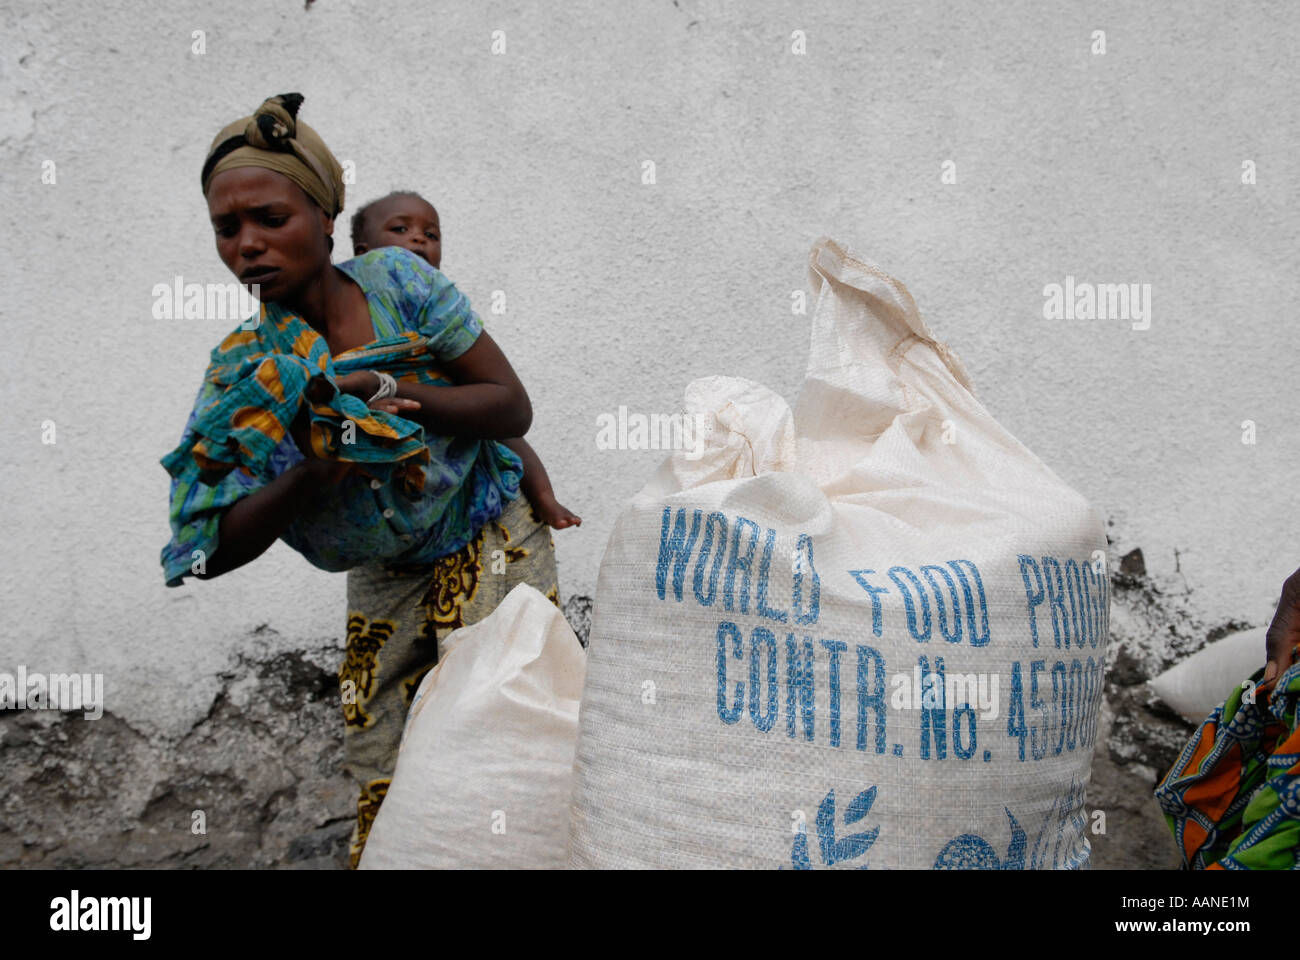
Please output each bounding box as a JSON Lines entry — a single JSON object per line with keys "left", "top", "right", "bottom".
{"left": 206, "top": 166, "right": 333, "bottom": 303}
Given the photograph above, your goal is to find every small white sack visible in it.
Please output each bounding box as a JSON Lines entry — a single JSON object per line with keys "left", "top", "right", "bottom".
{"left": 569, "top": 237, "right": 1110, "bottom": 870}
{"left": 359, "top": 583, "right": 585, "bottom": 870}
{"left": 1148, "top": 628, "right": 1267, "bottom": 723}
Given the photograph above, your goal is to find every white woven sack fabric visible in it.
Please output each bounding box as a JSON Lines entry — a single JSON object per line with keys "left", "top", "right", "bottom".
{"left": 1148, "top": 627, "right": 1267, "bottom": 724}
{"left": 360, "top": 584, "right": 585, "bottom": 869}
{"left": 569, "top": 237, "right": 1110, "bottom": 870}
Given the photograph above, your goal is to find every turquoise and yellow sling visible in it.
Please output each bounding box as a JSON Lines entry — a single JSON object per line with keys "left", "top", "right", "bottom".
{"left": 159, "top": 246, "right": 524, "bottom": 587}
{"left": 166, "top": 325, "right": 433, "bottom": 491}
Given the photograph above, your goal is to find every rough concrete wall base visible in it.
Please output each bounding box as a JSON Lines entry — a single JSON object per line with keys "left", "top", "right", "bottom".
{"left": 0, "top": 597, "right": 594, "bottom": 870}
{"left": 0, "top": 645, "right": 355, "bottom": 869}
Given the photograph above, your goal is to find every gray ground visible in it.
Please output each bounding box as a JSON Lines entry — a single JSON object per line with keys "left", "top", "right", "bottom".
{"left": 0, "top": 552, "right": 1244, "bottom": 870}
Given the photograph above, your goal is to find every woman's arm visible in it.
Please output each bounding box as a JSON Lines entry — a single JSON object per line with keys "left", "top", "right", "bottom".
{"left": 343, "top": 331, "right": 531, "bottom": 440}
{"left": 195, "top": 412, "right": 354, "bottom": 580}
{"left": 195, "top": 463, "right": 317, "bottom": 579}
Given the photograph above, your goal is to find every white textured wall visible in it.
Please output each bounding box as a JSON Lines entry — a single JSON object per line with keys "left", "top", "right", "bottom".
{"left": 2, "top": 0, "right": 1297, "bottom": 739}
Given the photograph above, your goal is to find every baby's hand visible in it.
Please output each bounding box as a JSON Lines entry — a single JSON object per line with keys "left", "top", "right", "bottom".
{"left": 334, "top": 371, "right": 379, "bottom": 399}
{"left": 537, "top": 498, "right": 582, "bottom": 530}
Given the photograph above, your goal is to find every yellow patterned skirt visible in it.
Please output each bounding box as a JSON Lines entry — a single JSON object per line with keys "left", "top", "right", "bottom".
{"left": 338, "top": 494, "right": 560, "bottom": 869}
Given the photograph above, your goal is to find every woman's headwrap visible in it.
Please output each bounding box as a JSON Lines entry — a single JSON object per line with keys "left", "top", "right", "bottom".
{"left": 200, "top": 93, "right": 344, "bottom": 217}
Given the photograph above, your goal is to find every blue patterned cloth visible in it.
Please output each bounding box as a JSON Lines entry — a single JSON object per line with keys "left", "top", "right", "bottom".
{"left": 160, "top": 246, "right": 523, "bottom": 586}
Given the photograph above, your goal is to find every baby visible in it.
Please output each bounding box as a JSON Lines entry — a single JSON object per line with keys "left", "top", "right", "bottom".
{"left": 350, "top": 191, "right": 581, "bottom": 530}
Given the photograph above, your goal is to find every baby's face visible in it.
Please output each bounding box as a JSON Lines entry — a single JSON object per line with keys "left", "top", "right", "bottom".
{"left": 358, "top": 195, "right": 441, "bottom": 269}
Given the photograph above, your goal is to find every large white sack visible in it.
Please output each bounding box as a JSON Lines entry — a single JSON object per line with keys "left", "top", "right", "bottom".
{"left": 569, "top": 237, "right": 1110, "bottom": 870}
{"left": 360, "top": 583, "right": 585, "bottom": 869}
{"left": 1148, "top": 627, "right": 1267, "bottom": 723}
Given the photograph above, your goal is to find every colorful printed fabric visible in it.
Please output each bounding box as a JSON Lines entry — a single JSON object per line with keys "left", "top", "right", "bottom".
{"left": 160, "top": 246, "right": 523, "bottom": 586}
{"left": 1154, "top": 642, "right": 1300, "bottom": 869}
{"left": 339, "top": 493, "right": 561, "bottom": 868}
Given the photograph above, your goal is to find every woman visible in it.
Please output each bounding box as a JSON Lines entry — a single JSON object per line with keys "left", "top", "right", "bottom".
{"left": 161, "top": 94, "right": 561, "bottom": 868}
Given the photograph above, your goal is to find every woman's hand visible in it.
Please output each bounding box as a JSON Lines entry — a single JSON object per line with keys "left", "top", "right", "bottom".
{"left": 335, "top": 371, "right": 422, "bottom": 417}
{"left": 369, "top": 396, "right": 421, "bottom": 416}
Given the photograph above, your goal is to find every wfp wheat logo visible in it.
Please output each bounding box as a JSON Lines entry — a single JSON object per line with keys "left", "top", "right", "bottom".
{"left": 49, "top": 891, "right": 150, "bottom": 940}
{"left": 151, "top": 275, "right": 261, "bottom": 329}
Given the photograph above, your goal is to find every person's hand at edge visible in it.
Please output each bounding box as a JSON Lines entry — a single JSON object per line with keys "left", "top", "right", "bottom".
{"left": 1263, "top": 568, "right": 1300, "bottom": 684}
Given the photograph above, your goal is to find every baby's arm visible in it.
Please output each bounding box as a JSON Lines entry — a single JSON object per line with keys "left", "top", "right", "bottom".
{"left": 501, "top": 437, "right": 581, "bottom": 529}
